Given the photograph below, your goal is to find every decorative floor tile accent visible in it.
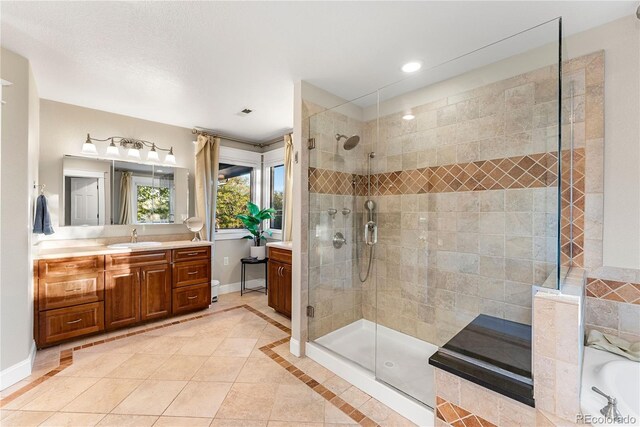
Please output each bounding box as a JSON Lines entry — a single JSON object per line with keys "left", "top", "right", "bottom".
{"left": 435, "top": 395, "right": 497, "bottom": 427}
{"left": 1, "top": 301, "right": 382, "bottom": 427}
{"left": 586, "top": 277, "right": 640, "bottom": 304}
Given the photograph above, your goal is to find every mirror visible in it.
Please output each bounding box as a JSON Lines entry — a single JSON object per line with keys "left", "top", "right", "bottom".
{"left": 62, "top": 155, "right": 192, "bottom": 226}
{"left": 184, "top": 217, "right": 204, "bottom": 241}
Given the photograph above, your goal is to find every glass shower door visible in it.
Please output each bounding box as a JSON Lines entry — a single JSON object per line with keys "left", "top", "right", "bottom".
{"left": 373, "top": 19, "right": 562, "bottom": 407}
{"left": 307, "top": 92, "right": 379, "bottom": 371}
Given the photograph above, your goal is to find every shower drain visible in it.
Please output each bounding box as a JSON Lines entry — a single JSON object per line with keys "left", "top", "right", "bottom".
{"left": 384, "top": 361, "right": 395, "bottom": 368}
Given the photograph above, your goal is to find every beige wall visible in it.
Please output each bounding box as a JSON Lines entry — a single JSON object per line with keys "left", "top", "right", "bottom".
{"left": 38, "top": 99, "right": 196, "bottom": 237}
{"left": 564, "top": 15, "right": 640, "bottom": 269}
{"left": 37, "top": 100, "right": 278, "bottom": 287}
{"left": 0, "top": 48, "right": 39, "bottom": 378}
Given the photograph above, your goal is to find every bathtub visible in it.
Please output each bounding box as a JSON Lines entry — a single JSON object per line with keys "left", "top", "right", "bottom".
{"left": 581, "top": 346, "right": 640, "bottom": 426}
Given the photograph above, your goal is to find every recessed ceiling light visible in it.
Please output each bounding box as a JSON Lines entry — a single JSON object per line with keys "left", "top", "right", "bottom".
{"left": 402, "top": 114, "right": 415, "bottom": 121}
{"left": 401, "top": 62, "right": 422, "bottom": 73}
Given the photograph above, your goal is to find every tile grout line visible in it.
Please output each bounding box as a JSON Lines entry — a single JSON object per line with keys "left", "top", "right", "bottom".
{"left": 0, "top": 305, "right": 246, "bottom": 408}
{"left": 2, "top": 303, "right": 381, "bottom": 427}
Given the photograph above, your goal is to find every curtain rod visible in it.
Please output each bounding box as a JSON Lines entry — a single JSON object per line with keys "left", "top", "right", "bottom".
{"left": 192, "top": 128, "right": 287, "bottom": 149}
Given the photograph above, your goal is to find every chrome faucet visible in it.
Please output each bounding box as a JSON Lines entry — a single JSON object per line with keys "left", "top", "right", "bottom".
{"left": 592, "top": 386, "right": 622, "bottom": 420}
{"left": 131, "top": 228, "right": 138, "bottom": 243}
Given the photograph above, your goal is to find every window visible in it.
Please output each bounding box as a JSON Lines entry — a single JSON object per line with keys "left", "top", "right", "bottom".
{"left": 216, "top": 163, "right": 253, "bottom": 230}
{"left": 269, "top": 164, "right": 285, "bottom": 230}
{"left": 131, "top": 175, "right": 174, "bottom": 224}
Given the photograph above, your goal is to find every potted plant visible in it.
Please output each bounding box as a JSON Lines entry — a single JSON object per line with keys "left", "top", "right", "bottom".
{"left": 236, "top": 202, "right": 276, "bottom": 260}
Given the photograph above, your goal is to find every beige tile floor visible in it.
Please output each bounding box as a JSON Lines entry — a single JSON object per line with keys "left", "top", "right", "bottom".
{"left": 1, "top": 292, "right": 416, "bottom": 427}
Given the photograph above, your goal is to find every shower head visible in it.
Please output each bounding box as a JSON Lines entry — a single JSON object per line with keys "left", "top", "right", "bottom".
{"left": 335, "top": 134, "right": 361, "bottom": 150}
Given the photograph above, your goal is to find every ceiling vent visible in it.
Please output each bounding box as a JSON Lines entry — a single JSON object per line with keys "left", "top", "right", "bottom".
{"left": 238, "top": 108, "right": 253, "bottom": 116}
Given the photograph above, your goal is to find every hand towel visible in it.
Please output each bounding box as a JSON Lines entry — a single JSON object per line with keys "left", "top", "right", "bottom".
{"left": 586, "top": 329, "right": 640, "bottom": 361}
{"left": 33, "top": 194, "right": 55, "bottom": 235}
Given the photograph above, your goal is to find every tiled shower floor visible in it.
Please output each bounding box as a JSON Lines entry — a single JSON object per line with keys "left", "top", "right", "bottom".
{"left": 315, "top": 319, "right": 438, "bottom": 407}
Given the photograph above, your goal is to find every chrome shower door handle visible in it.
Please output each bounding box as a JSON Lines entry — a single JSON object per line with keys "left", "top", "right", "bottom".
{"left": 364, "top": 221, "right": 377, "bottom": 246}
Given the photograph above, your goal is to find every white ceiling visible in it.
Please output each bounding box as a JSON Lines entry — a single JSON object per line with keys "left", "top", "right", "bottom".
{"left": 1, "top": 1, "right": 636, "bottom": 143}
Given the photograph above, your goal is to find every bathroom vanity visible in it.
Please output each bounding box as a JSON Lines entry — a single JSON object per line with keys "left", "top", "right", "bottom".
{"left": 266, "top": 242, "right": 292, "bottom": 318}
{"left": 34, "top": 241, "right": 211, "bottom": 347}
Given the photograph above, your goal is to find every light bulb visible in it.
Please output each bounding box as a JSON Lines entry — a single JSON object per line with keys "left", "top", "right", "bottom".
{"left": 401, "top": 61, "right": 422, "bottom": 73}
{"left": 402, "top": 114, "right": 415, "bottom": 121}
{"left": 165, "top": 147, "right": 176, "bottom": 165}
{"left": 81, "top": 134, "right": 97, "bottom": 154}
{"left": 147, "top": 145, "right": 159, "bottom": 161}
{"left": 106, "top": 139, "right": 119, "bottom": 156}
{"left": 127, "top": 147, "right": 141, "bottom": 159}
{"left": 82, "top": 141, "right": 98, "bottom": 155}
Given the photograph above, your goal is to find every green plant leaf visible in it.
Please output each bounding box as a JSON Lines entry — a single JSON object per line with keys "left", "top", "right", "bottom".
{"left": 247, "top": 202, "right": 260, "bottom": 217}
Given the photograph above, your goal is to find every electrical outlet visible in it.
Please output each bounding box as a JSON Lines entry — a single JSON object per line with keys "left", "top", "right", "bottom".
{"left": 223, "top": 257, "right": 229, "bottom": 266}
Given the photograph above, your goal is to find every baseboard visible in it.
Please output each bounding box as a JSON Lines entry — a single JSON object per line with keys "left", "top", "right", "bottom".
{"left": 289, "top": 337, "right": 302, "bottom": 357}
{"left": 218, "top": 279, "right": 265, "bottom": 295}
{"left": 0, "top": 340, "right": 36, "bottom": 391}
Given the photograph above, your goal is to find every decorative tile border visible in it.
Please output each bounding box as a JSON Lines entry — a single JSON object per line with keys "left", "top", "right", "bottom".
{"left": 0, "top": 304, "right": 380, "bottom": 427}
{"left": 586, "top": 277, "right": 640, "bottom": 304}
{"left": 308, "top": 167, "right": 355, "bottom": 195}
{"left": 436, "top": 396, "right": 497, "bottom": 427}
{"left": 310, "top": 152, "right": 558, "bottom": 197}
{"left": 561, "top": 148, "right": 586, "bottom": 268}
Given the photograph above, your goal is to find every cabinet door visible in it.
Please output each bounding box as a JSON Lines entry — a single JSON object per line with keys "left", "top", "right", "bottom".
{"left": 105, "top": 268, "right": 141, "bottom": 330}
{"left": 141, "top": 264, "right": 171, "bottom": 321}
{"left": 280, "top": 263, "right": 292, "bottom": 318}
{"left": 267, "top": 260, "right": 281, "bottom": 312}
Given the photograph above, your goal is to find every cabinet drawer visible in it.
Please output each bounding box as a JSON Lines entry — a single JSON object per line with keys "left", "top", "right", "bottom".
{"left": 173, "top": 246, "right": 211, "bottom": 262}
{"left": 39, "top": 302, "right": 104, "bottom": 346}
{"left": 269, "top": 247, "right": 291, "bottom": 264}
{"left": 39, "top": 256, "right": 104, "bottom": 277}
{"left": 173, "top": 260, "right": 210, "bottom": 288}
{"left": 39, "top": 273, "right": 104, "bottom": 311}
{"left": 172, "top": 283, "right": 210, "bottom": 314}
{"left": 106, "top": 250, "right": 170, "bottom": 269}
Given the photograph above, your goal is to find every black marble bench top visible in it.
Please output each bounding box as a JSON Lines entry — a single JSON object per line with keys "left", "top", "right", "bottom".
{"left": 428, "top": 314, "right": 535, "bottom": 407}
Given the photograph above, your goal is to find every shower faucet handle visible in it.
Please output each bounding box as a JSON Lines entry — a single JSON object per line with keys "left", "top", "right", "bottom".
{"left": 364, "top": 221, "right": 377, "bottom": 246}
{"left": 341, "top": 208, "right": 351, "bottom": 215}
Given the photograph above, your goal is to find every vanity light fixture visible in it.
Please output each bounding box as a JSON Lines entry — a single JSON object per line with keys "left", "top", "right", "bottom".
{"left": 81, "top": 134, "right": 176, "bottom": 164}
{"left": 106, "top": 138, "right": 119, "bottom": 156}
{"left": 81, "top": 134, "right": 98, "bottom": 155}
{"left": 401, "top": 61, "right": 422, "bottom": 73}
{"left": 147, "top": 144, "right": 160, "bottom": 161}
{"left": 165, "top": 147, "right": 176, "bottom": 165}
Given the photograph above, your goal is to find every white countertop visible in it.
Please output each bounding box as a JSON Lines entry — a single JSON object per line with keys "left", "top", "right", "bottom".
{"left": 266, "top": 241, "right": 292, "bottom": 251}
{"left": 34, "top": 240, "right": 213, "bottom": 260}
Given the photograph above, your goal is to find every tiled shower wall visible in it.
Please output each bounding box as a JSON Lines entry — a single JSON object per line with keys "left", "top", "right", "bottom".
{"left": 307, "top": 108, "right": 370, "bottom": 340}
{"left": 307, "top": 51, "right": 605, "bottom": 346}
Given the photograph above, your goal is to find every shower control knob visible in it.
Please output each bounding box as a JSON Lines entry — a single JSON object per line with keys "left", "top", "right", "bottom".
{"left": 333, "top": 232, "right": 347, "bottom": 249}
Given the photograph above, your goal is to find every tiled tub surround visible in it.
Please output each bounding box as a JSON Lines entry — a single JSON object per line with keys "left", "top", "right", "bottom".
{"left": 585, "top": 267, "right": 640, "bottom": 342}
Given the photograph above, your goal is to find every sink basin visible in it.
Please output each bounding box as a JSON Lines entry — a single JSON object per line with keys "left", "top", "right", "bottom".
{"left": 107, "top": 242, "right": 162, "bottom": 249}
{"left": 582, "top": 347, "right": 640, "bottom": 425}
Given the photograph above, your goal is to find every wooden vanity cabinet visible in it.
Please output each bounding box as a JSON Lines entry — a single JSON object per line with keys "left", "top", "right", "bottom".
{"left": 35, "top": 245, "right": 212, "bottom": 348}
{"left": 171, "top": 247, "right": 211, "bottom": 315}
{"left": 36, "top": 255, "right": 106, "bottom": 347}
{"left": 105, "top": 251, "right": 171, "bottom": 330}
{"left": 267, "top": 247, "right": 292, "bottom": 318}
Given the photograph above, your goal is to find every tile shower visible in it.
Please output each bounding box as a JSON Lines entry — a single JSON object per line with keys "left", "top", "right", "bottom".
{"left": 300, "top": 18, "right": 606, "bottom": 423}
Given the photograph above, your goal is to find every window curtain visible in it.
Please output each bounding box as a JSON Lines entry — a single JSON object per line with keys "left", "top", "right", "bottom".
{"left": 283, "top": 133, "right": 294, "bottom": 241}
{"left": 119, "top": 171, "right": 132, "bottom": 225}
{"left": 195, "top": 134, "right": 220, "bottom": 241}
